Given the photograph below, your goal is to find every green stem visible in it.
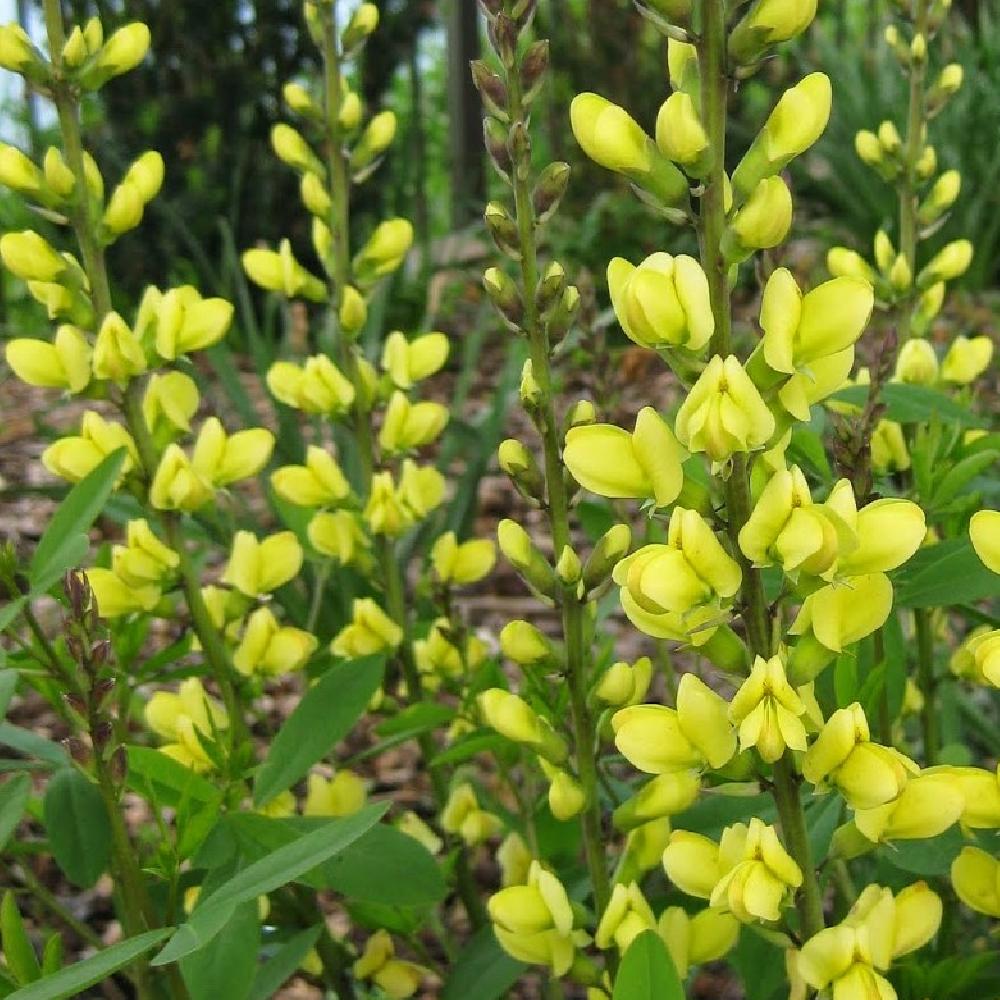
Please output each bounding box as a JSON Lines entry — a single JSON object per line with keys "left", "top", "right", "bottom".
{"left": 507, "top": 45, "right": 610, "bottom": 921}
{"left": 914, "top": 607, "right": 938, "bottom": 763}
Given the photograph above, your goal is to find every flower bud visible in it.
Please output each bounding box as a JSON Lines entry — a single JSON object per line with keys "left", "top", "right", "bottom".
{"left": 951, "top": 847, "right": 1000, "bottom": 917}
{"left": 583, "top": 523, "right": 632, "bottom": 591}
{"left": 499, "top": 438, "right": 545, "bottom": 502}
{"left": 877, "top": 119, "right": 901, "bottom": 155}
{"left": 0, "top": 23, "right": 44, "bottom": 78}
{"left": 483, "top": 265, "right": 523, "bottom": 327}
{"left": 0, "top": 143, "right": 43, "bottom": 198}
{"left": 271, "top": 123, "right": 321, "bottom": 174}
{"left": 243, "top": 239, "right": 327, "bottom": 301}
{"left": 80, "top": 23, "right": 150, "bottom": 88}
{"left": 870, "top": 419, "right": 910, "bottom": 474}
{"left": 543, "top": 765, "right": 586, "bottom": 821}
{"left": 971, "top": 510, "right": 1000, "bottom": 576}
{"left": 595, "top": 655, "right": 651, "bottom": 708}
{"left": 484, "top": 115, "right": 513, "bottom": 177}
{"left": 918, "top": 239, "right": 972, "bottom": 286}
{"left": 728, "top": 176, "right": 792, "bottom": 256}
{"left": 655, "top": 92, "right": 709, "bottom": 170}
{"left": 354, "top": 218, "right": 413, "bottom": 283}
{"left": 43, "top": 147, "right": 75, "bottom": 199}
{"left": 300, "top": 172, "right": 331, "bottom": 217}
{"left": 827, "top": 247, "right": 875, "bottom": 284}
{"left": 478, "top": 689, "right": 567, "bottom": 763}
{"left": 1, "top": 230, "right": 66, "bottom": 282}
{"left": 283, "top": 81, "right": 317, "bottom": 116}
{"left": 500, "top": 619, "right": 552, "bottom": 665}
{"left": 308, "top": 509, "right": 366, "bottom": 564}
{"left": 430, "top": 531, "right": 495, "bottom": 586}
{"left": 339, "top": 90, "right": 362, "bottom": 131}
{"left": 498, "top": 519, "right": 556, "bottom": 597}
{"left": 335, "top": 284, "right": 367, "bottom": 336}
{"left": 351, "top": 110, "right": 396, "bottom": 172}
{"left": 533, "top": 161, "right": 570, "bottom": 223}
{"left": 555, "top": 545, "right": 582, "bottom": 587}
{"left": 613, "top": 770, "right": 700, "bottom": 829}
{"left": 729, "top": 0, "right": 819, "bottom": 64}
{"left": 917, "top": 169, "right": 960, "bottom": 225}
{"left": 485, "top": 200, "right": 520, "bottom": 258}
{"left": 519, "top": 359, "right": 542, "bottom": 410}
{"left": 854, "top": 130, "right": 883, "bottom": 167}
{"left": 933, "top": 63, "right": 963, "bottom": 100}
{"left": 888, "top": 253, "right": 912, "bottom": 292}
{"left": 342, "top": 2, "right": 379, "bottom": 51}
{"left": 6, "top": 324, "right": 91, "bottom": 393}
{"left": 520, "top": 39, "right": 550, "bottom": 104}
{"left": 895, "top": 338, "right": 938, "bottom": 385}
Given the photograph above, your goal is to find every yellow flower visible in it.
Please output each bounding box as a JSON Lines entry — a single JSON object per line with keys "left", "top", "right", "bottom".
{"left": 270, "top": 123, "right": 321, "bottom": 174}
{"left": 607, "top": 253, "right": 714, "bottom": 352}
{"left": 149, "top": 445, "right": 213, "bottom": 511}
{"left": 477, "top": 689, "right": 566, "bottom": 763}
{"left": 563, "top": 406, "right": 685, "bottom": 507}
{"left": 190, "top": 417, "right": 274, "bottom": 487}
{"left": 613, "top": 508, "right": 741, "bottom": 617}
{"left": 110, "top": 518, "right": 178, "bottom": 593}
{"left": 396, "top": 811, "right": 442, "bottom": 855}
{"left": 797, "top": 925, "right": 895, "bottom": 1000}
{"left": 153, "top": 285, "right": 233, "bottom": 360}
{"left": 0, "top": 230, "right": 66, "bottom": 282}
{"left": 89, "top": 22, "right": 150, "bottom": 82}
{"left": 853, "top": 772, "right": 966, "bottom": 843}
{"left": 620, "top": 818, "right": 672, "bottom": 877}
{"left": 675, "top": 355, "right": 776, "bottom": 462}
{"left": 243, "top": 239, "right": 326, "bottom": 300}
{"left": 612, "top": 673, "right": 736, "bottom": 774}
{"left": 729, "top": 654, "right": 807, "bottom": 762}
{"left": 951, "top": 847, "right": 1000, "bottom": 917}
{"left": 308, "top": 509, "right": 367, "bottom": 564}
{"left": 895, "top": 338, "right": 939, "bottom": 385}
{"left": 760, "top": 268, "right": 873, "bottom": 375}
{"left": 92, "top": 311, "right": 146, "bottom": 385}
{"left": 42, "top": 411, "right": 137, "bottom": 483}
{"left": 430, "top": 530, "right": 496, "bottom": 585}
{"left": 0, "top": 143, "right": 43, "bottom": 198}
{"left": 330, "top": 598, "right": 403, "bottom": 658}
{"left": 489, "top": 861, "right": 578, "bottom": 976}
{"left": 351, "top": 110, "right": 397, "bottom": 171}
{"left": 221, "top": 530, "right": 303, "bottom": 598}
{"left": 613, "top": 770, "right": 700, "bottom": 829}
{"left": 398, "top": 459, "right": 445, "bottom": 518}
{"left": 918, "top": 239, "right": 972, "bottom": 285}
{"left": 827, "top": 247, "right": 875, "bottom": 284}
{"left": 801, "top": 703, "right": 917, "bottom": 809}
{"left": 730, "top": 0, "right": 818, "bottom": 61}
{"left": 662, "top": 829, "right": 727, "bottom": 899}
{"left": 5, "top": 325, "right": 91, "bottom": 393}
{"left": 267, "top": 355, "right": 355, "bottom": 414}
{"left": 498, "top": 832, "right": 533, "bottom": 887}
{"left": 142, "top": 371, "right": 199, "bottom": 435}
{"left": 0, "top": 24, "right": 41, "bottom": 75}
{"left": 232, "top": 607, "right": 318, "bottom": 677}
{"left": 971, "top": 509, "right": 1000, "bottom": 575}
{"left": 379, "top": 391, "right": 448, "bottom": 454}
{"left": 499, "top": 620, "right": 552, "bottom": 665}
{"left": 658, "top": 907, "right": 739, "bottom": 979}
{"left": 654, "top": 92, "right": 709, "bottom": 168}
{"left": 145, "top": 678, "right": 228, "bottom": 773}
{"left": 363, "top": 471, "right": 413, "bottom": 536}
{"left": 304, "top": 770, "right": 367, "bottom": 817}
{"left": 870, "top": 419, "right": 910, "bottom": 474}
{"left": 789, "top": 572, "right": 895, "bottom": 657}
{"left": 414, "top": 619, "right": 486, "bottom": 679}
{"left": 595, "top": 657, "right": 653, "bottom": 708}
{"left": 595, "top": 883, "right": 656, "bottom": 953}
{"left": 270, "top": 446, "right": 350, "bottom": 507}
{"left": 538, "top": 760, "right": 586, "bottom": 821}
{"left": 730, "top": 176, "right": 793, "bottom": 252}
{"left": 353, "top": 218, "right": 414, "bottom": 282}
{"left": 381, "top": 330, "right": 450, "bottom": 388}
{"left": 86, "top": 567, "right": 160, "bottom": 617}
{"left": 941, "top": 335, "right": 993, "bottom": 384}
{"left": 352, "top": 931, "right": 427, "bottom": 1000}
{"left": 927, "top": 764, "right": 1000, "bottom": 828}
{"left": 845, "top": 882, "right": 942, "bottom": 966}
{"left": 441, "top": 783, "right": 502, "bottom": 847}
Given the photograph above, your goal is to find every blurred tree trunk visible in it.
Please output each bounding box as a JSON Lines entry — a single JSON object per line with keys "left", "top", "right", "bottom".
{"left": 446, "top": 0, "right": 484, "bottom": 227}
{"left": 409, "top": 40, "right": 429, "bottom": 255}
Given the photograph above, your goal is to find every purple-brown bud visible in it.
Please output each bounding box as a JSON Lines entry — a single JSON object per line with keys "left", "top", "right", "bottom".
{"left": 490, "top": 13, "right": 519, "bottom": 69}
{"left": 484, "top": 116, "right": 513, "bottom": 178}
{"left": 520, "top": 39, "right": 549, "bottom": 103}
{"left": 471, "top": 60, "right": 509, "bottom": 117}
{"left": 533, "top": 161, "right": 570, "bottom": 223}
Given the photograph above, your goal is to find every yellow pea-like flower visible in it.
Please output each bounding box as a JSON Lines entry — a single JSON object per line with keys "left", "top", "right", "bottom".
{"left": 363, "top": 470, "right": 413, "bottom": 536}
{"left": 145, "top": 678, "right": 228, "bottom": 773}
{"left": 42, "top": 411, "right": 137, "bottom": 483}
{"left": 539, "top": 760, "right": 586, "bottom": 821}
{"left": 499, "top": 619, "right": 552, "bottom": 665}
{"left": 732, "top": 73, "right": 832, "bottom": 199}
{"left": 430, "top": 530, "right": 496, "bottom": 585}
{"left": 478, "top": 689, "right": 567, "bottom": 763}
{"left": 86, "top": 567, "right": 161, "bottom": 617}
{"left": 271, "top": 445, "right": 350, "bottom": 508}
{"left": 730, "top": 0, "right": 818, "bottom": 63}
{"left": 728, "top": 654, "right": 807, "bottom": 763}
{"left": 353, "top": 218, "right": 414, "bottom": 282}
{"left": 0, "top": 24, "right": 40, "bottom": 75}
{"left": 853, "top": 772, "right": 966, "bottom": 843}
{"left": 797, "top": 924, "right": 895, "bottom": 1000}
{"left": 396, "top": 811, "right": 442, "bottom": 855}
{"left": 613, "top": 770, "right": 700, "bottom": 829}
{"left": 654, "top": 92, "right": 709, "bottom": 168}
{"left": 802, "top": 702, "right": 917, "bottom": 809}
{"left": 675, "top": 354, "right": 775, "bottom": 462}
{"left": 845, "top": 882, "right": 942, "bottom": 965}
{"left": 971, "top": 509, "right": 1000, "bottom": 575}
{"left": 894, "top": 337, "right": 939, "bottom": 385}
{"left": 89, "top": 22, "right": 150, "bottom": 81}
{"left": 242, "top": 239, "right": 326, "bottom": 301}
{"left": 595, "top": 883, "right": 656, "bottom": 953}
{"left": 498, "top": 831, "right": 533, "bottom": 888}
{"left": 350, "top": 110, "right": 397, "bottom": 171}
{"left": 662, "top": 829, "right": 727, "bottom": 899}
{"left": 381, "top": 330, "right": 449, "bottom": 388}
{"left": 143, "top": 371, "right": 199, "bottom": 435}
{"left": 613, "top": 507, "right": 741, "bottom": 617}
{"left": 397, "top": 459, "right": 445, "bottom": 519}
{"left": 658, "top": 906, "right": 739, "bottom": 979}
{"left": 233, "top": 607, "right": 317, "bottom": 677}
{"left": 760, "top": 268, "right": 874, "bottom": 376}
{"left": 414, "top": 618, "right": 486, "bottom": 680}
{"left": 221, "top": 530, "right": 303, "bottom": 598}
{"left": 42, "top": 146, "right": 76, "bottom": 198}
{"left": 730, "top": 176, "right": 793, "bottom": 252}
{"left": 5, "top": 324, "right": 91, "bottom": 393}
{"left": 607, "top": 253, "right": 714, "bottom": 353}
{"left": 154, "top": 284, "right": 234, "bottom": 360}
{"left": 827, "top": 246, "right": 875, "bottom": 284}
{"left": 379, "top": 391, "right": 448, "bottom": 454}
{"left": 441, "top": 782, "right": 502, "bottom": 847}
{"left": 709, "top": 817, "right": 803, "bottom": 923}
{"left": 304, "top": 770, "right": 367, "bottom": 817}
{"left": 612, "top": 673, "right": 736, "bottom": 775}
{"left": 92, "top": 311, "right": 146, "bottom": 385}
{"left": 595, "top": 656, "right": 653, "bottom": 708}
{"left": 941, "top": 334, "right": 993, "bottom": 384}
{"left": 353, "top": 931, "right": 427, "bottom": 1000}
{"left": 188, "top": 418, "right": 272, "bottom": 488}
{"left": 926, "top": 764, "right": 1000, "bottom": 828}
{"left": 870, "top": 419, "right": 910, "bottom": 474}
{"left": 789, "top": 571, "right": 894, "bottom": 655}
{"left": 267, "top": 355, "right": 355, "bottom": 414}
{"left": 111, "top": 518, "right": 178, "bottom": 591}
{"left": 951, "top": 846, "right": 1000, "bottom": 917}
{"left": 148, "top": 445, "right": 214, "bottom": 512}
{"left": 1, "top": 230, "right": 66, "bottom": 282}
{"left": 342, "top": 2, "right": 379, "bottom": 47}
{"left": 308, "top": 509, "right": 366, "bottom": 564}
{"left": 330, "top": 597, "right": 403, "bottom": 658}
{"left": 563, "top": 406, "right": 685, "bottom": 507}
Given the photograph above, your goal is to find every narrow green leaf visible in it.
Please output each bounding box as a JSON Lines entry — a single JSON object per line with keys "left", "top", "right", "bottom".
{"left": 253, "top": 655, "right": 384, "bottom": 807}
{"left": 832, "top": 383, "right": 985, "bottom": 427}
{"left": 248, "top": 926, "right": 322, "bottom": 1000}
{"left": 612, "top": 930, "right": 684, "bottom": 1000}
{"left": 894, "top": 538, "right": 1000, "bottom": 608}
{"left": 0, "top": 774, "right": 31, "bottom": 850}
{"left": 152, "top": 803, "right": 387, "bottom": 966}
{"left": 126, "top": 746, "right": 220, "bottom": 806}
{"left": 180, "top": 901, "right": 259, "bottom": 1000}
{"left": 42, "top": 769, "right": 111, "bottom": 888}
{"left": 375, "top": 702, "right": 454, "bottom": 738}
{"left": 441, "top": 927, "right": 527, "bottom": 1000}
{"left": 0, "top": 671, "right": 18, "bottom": 718}
{"left": 1, "top": 892, "right": 41, "bottom": 985}
{"left": 0, "top": 725, "right": 68, "bottom": 768}
{"left": 5, "top": 929, "right": 171, "bottom": 1000}
{"left": 29, "top": 449, "right": 126, "bottom": 592}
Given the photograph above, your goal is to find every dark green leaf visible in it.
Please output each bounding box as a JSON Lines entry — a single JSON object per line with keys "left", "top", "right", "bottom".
{"left": 1, "top": 892, "right": 41, "bottom": 985}
{"left": 180, "top": 901, "right": 259, "bottom": 1000}
{"left": 0, "top": 672, "right": 18, "bottom": 718}
{"left": 248, "top": 926, "right": 322, "bottom": 1000}
{"left": 806, "top": 794, "right": 842, "bottom": 866}
{"left": 832, "top": 383, "right": 985, "bottom": 427}
{"left": 5, "top": 929, "right": 170, "bottom": 1000}
{"left": 0, "top": 774, "right": 31, "bottom": 851}
{"left": 253, "top": 655, "right": 384, "bottom": 807}
{"left": 430, "top": 732, "right": 508, "bottom": 769}
{"left": 674, "top": 791, "right": 776, "bottom": 838}
{"left": 0, "top": 725, "right": 67, "bottom": 768}
{"left": 126, "top": 747, "right": 220, "bottom": 806}
{"left": 879, "top": 824, "right": 964, "bottom": 876}
{"left": 42, "top": 769, "right": 111, "bottom": 888}
{"left": 29, "top": 449, "right": 126, "bottom": 592}
{"left": 441, "top": 928, "right": 527, "bottom": 1000}
{"left": 153, "top": 803, "right": 386, "bottom": 965}
{"left": 375, "top": 702, "right": 454, "bottom": 738}
{"left": 612, "top": 930, "right": 683, "bottom": 1000}
{"left": 893, "top": 539, "right": 1000, "bottom": 608}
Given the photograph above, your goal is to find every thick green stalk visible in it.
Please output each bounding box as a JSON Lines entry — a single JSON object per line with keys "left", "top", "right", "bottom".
{"left": 507, "top": 58, "right": 610, "bottom": 919}
{"left": 696, "top": 1, "right": 824, "bottom": 942}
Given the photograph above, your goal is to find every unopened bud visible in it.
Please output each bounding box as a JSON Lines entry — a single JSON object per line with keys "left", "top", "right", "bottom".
{"left": 64, "top": 737, "right": 90, "bottom": 765}
{"left": 917, "top": 169, "right": 960, "bottom": 225}
{"left": 342, "top": 2, "right": 379, "bottom": 51}
{"left": 498, "top": 518, "right": 556, "bottom": 597}
{"left": 471, "top": 60, "right": 508, "bottom": 117}
{"left": 546, "top": 285, "right": 580, "bottom": 342}
{"left": 92, "top": 719, "right": 113, "bottom": 749}
{"left": 935, "top": 63, "right": 963, "bottom": 98}
{"left": 43, "top": 147, "right": 75, "bottom": 199}
{"left": 563, "top": 399, "right": 596, "bottom": 433}
{"left": 889, "top": 253, "right": 912, "bottom": 292}
{"left": 485, "top": 201, "right": 521, "bottom": 259}
{"left": 533, "top": 161, "right": 570, "bottom": 223}
{"left": 520, "top": 40, "right": 549, "bottom": 104}
{"left": 855, "top": 130, "right": 883, "bottom": 167}
{"left": 536, "top": 261, "right": 566, "bottom": 316}
{"left": 490, "top": 13, "right": 519, "bottom": 69}
{"left": 512, "top": 0, "right": 538, "bottom": 30}
{"left": 500, "top": 619, "right": 553, "bottom": 665}
{"left": 520, "top": 359, "right": 542, "bottom": 410}
{"left": 109, "top": 744, "right": 127, "bottom": 783}
{"left": 499, "top": 438, "right": 545, "bottom": 502}
{"left": 484, "top": 116, "right": 513, "bottom": 177}
{"left": 583, "top": 523, "right": 631, "bottom": 591}
{"left": 877, "top": 120, "right": 901, "bottom": 155}
{"left": 283, "top": 82, "right": 317, "bottom": 116}
{"left": 483, "top": 266, "right": 523, "bottom": 327}
{"left": 479, "top": 0, "right": 504, "bottom": 17}
{"left": 555, "top": 545, "right": 582, "bottom": 587}
{"left": 915, "top": 145, "right": 937, "bottom": 181}
{"left": 910, "top": 33, "right": 927, "bottom": 64}
{"left": 508, "top": 121, "right": 531, "bottom": 168}
{"left": 874, "top": 230, "right": 895, "bottom": 272}
{"left": 339, "top": 285, "right": 367, "bottom": 336}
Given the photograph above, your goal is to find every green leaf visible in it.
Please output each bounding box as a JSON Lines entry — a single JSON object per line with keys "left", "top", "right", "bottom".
{"left": 228, "top": 815, "right": 446, "bottom": 906}
{"left": 152, "top": 803, "right": 386, "bottom": 966}
{"left": 0, "top": 774, "right": 31, "bottom": 851}
{"left": 673, "top": 790, "right": 776, "bottom": 838}
{"left": 879, "top": 824, "right": 964, "bottom": 876}
{"left": 832, "top": 383, "right": 985, "bottom": 427}
{"left": 248, "top": 926, "right": 322, "bottom": 1000}
{"left": 806, "top": 793, "right": 842, "bottom": 866}
{"left": 42, "top": 769, "right": 110, "bottom": 888}
{"left": 180, "top": 901, "right": 259, "bottom": 1000}
{"left": 893, "top": 538, "right": 1000, "bottom": 608}
{"left": 0, "top": 598, "right": 25, "bottom": 633}
{"left": 0, "top": 672, "right": 18, "bottom": 718}
{"left": 126, "top": 746, "right": 220, "bottom": 806}
{"left": 253, "top": 655, "right": 384, "bottom": 807}
{"left": 375, "top": 701, "right": 454, "bottom": 738}
{"left": 430, "top": 731, "right": 508, "bottom": 770}
{"left": 2, "top": 891, "right": 41, "bottom": 985}
{"left": 612, "top": 930, "right": 683, "bottom": 1000}
{"left": 441, "top": 928, "right": 527, "bottom": 1000}
{"left": 28, "top": 449, "right": 126, "bottom": 593}
{"left": 5, "top": 929, "right": 171, "bottom": 1000}
{"left": 0, "top": 724, "right": 67, "bottom": 769}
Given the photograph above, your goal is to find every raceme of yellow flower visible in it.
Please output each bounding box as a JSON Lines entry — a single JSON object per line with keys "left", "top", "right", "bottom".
{"left": 430, "top": 531, "right": 496, "bottom": 585}
{"left": 607, "top": 253, "right": 713, "bottom": 353}
{"left": 563, "top": 406, "right": 685, "bottom": 507}
{"left": 852, "top": 772, "right": 965, "bottom": 843}
{"left": 612, "top": 672, "right": 736, "bottom": 774}
{"left": 232, "top": 607, "right": 317, "bottom": 677}
{"left": 267, "top": 355, "right": 355, "bottom": 414}
{"left": 729, "top": 654, "right": 807, "bottom": 762}
{"left": 271, "top": 445, "right": 350, "bottom": 508}
{"left": 381, "top": 330, "right": 450, "bottom": 388}
{"left": 221, "top": 530, "right": 303, "bottom": 598}
{"left": 144, "top": 678, "right": 228, "bottom": 773}
{"left": 330, "top": 597, "right": 403, "bottom": 658}
{"left": 307, "top": 509, "right": 367, "bottom": 564}
{"left": 303, "top": 770, "right": 367, "bottom": 817}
